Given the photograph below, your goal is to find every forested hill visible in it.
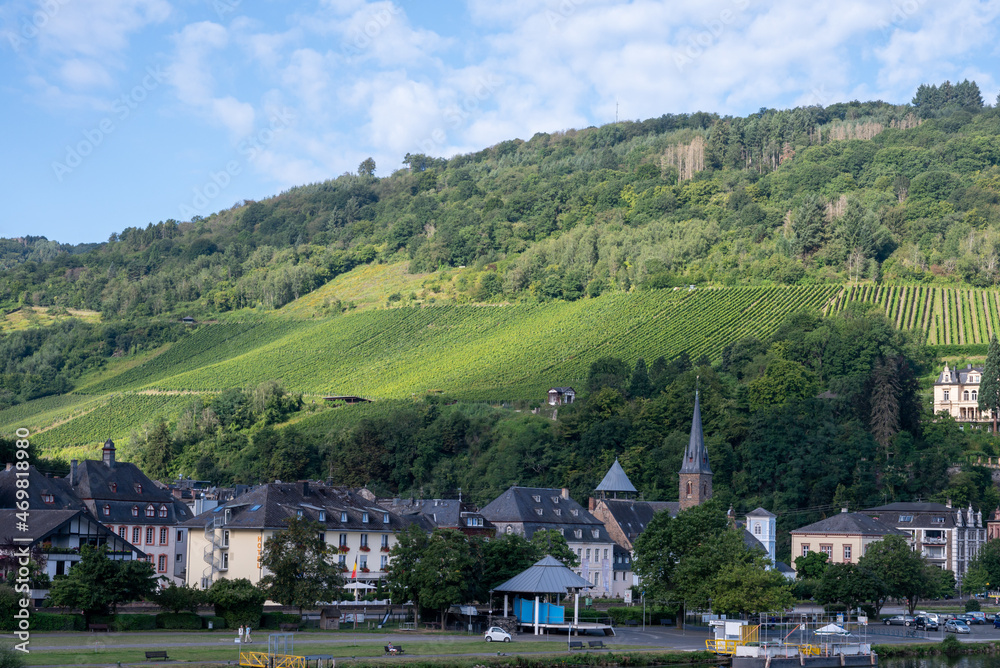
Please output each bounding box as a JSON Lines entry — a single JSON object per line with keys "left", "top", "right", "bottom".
{"left": 3, "top": 80, "right": 1000, "bottom": 319}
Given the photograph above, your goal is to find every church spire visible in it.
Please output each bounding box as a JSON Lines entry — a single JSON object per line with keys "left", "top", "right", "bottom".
{"left": 679, "top": 388, "right": 713, "bottom": 509}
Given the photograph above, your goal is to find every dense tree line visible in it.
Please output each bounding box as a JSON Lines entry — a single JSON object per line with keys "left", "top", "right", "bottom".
{"left": 6, "top": 82, "right": 1000, "bottom": 320}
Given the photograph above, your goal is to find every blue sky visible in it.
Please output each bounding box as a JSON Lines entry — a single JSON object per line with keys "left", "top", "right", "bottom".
{"left": 2, "top": 0, "right": 1000, "bottom": 245}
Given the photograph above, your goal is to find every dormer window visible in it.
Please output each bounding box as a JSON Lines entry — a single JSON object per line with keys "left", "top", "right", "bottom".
{"left": 535, "top": 508, "right": 543, "bottom": 515}
{"left": 102, "top": 504, "right": 110, "bottom": 515}
{"left": 42, "top": 494, "right": 55, "bottom": 504}
{"left": 296, "top": 509, "right": 303, "bottom": 517}
{"left": 109, "top": 483, "right": 117, "bottom": 493}
{"left": 592, "top": 529, "right": 599, "bottom": 538}
{"left": 551, "top": 496, "right": 559, "bottom": 504}
{"left": 574, "top": 529, "right": 583, "bottom": 539}
{"left": 532, "top": 495, "right": 541, "bottom": 503}
{"left": 132, "top": 505, "right": 139, "bottom": 517}
{"left": 158, "top": 505, "right": 168, "bottom": 518}
{"left": 383, "top": 513, "right": 389, "bottom": 524}
{"left": 570, "top": 509, "right": 579, "bottom": 517}
{"left": 554, "top": 509, "right": 561, "bottom": 516}
{"left": 145, "top": 504, "right": 155, "bottom": 517}
{"left": 319, "top": 511, "right": 326, "bottom": 522}
{"left": 362, "top": 512, "right": 369, "bottom": 523}
{"left": 135, "top": 484, "right": 142, "bottom": 494}
{"left": 505, "top": 525, "right": 513, "bottom": 535}
{"left": 341, "top": 512, "right": 348, "bottom": 522}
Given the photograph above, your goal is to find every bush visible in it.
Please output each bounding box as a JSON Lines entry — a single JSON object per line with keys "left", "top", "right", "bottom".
{"left": 260, "top": 612, "right": 301, "bottom": 629}
{"left": 940, "top": 635, "right": 963, "bottom": 657}
{"left": 0, "top": 643, "right": 26, "bottom": 668}
{"left": 26, "top": 613, "right": 85, "bottom": 631}
{"left": 202, "top": 615, "right": 227, "bottom": 630}
{"left": 964, "top": 598, "right": 981, "bottom": 612}
{"left": 156, "top": 612, "right": 203, "bottom": 629}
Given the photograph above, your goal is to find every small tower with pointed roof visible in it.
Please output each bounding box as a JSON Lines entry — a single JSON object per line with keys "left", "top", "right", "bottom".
{"left": 679, "top": 390, "right": 712, "bottom": 510}
{"left": 595, "top": 458, "right": 637, "bottom": 500}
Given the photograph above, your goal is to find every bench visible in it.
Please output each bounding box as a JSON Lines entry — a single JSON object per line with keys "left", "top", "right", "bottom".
{"left": 279, "top": 623, "right": 300, "bottom": 632}
{"left": 145, "top": 651, "right": 169, "bottom": 660}
{"left": 569, "top": 641, "right": 584, "bottom": 650}
{"left": 88, "top": 623, "right": 109, "bottom": 632}
{"left": 621, "top": 619, "right": 638, "bottom": 627}
{"left": 384, "top": 646, "right": 405, "bottom": 656}
{"left": 588, "top": 640, "right": 607, "bottom": 649}
{"left": 659, "top": 618, "right": 675, "bottom": 627}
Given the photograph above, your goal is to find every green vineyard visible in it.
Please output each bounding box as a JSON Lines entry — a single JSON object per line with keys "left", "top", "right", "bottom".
{"left": 824, "top": 285, "right": 1000, "bottom": 346}
{"left": 15, "top": 283, "right": 1000, "bottom": 448}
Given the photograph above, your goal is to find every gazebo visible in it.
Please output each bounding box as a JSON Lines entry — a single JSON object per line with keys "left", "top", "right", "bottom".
{"left": 493, "top": 555, "right": 593, "bottom": 635}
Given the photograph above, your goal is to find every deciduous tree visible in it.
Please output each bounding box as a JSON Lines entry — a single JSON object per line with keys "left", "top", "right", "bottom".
{"left": 259, "top": 517, "right": 343, "bottom": 613}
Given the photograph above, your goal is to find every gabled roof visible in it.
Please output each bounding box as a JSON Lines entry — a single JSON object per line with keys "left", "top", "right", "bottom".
{"left": 679, "top": 391, "right": 712, "bottom": 475}
{"left": 598, "top": 499, "right": 678, "bottom": 540}
{"left": 935, "top": 364, "right": 983, "bottom": 385}
{"left": 791, "top": 512, "right": 908, "bottom": 536}
{"left": 549, "top": 387, "right": 575, "bottom": 393}
{"left": 596, "top": 459, "right": 637, "bottom": 494}
{"left": 747, "top": 507, "right": 776, "bottom": 518}
{"left": 376, "top": 497, "right": 492, "bottom": 531}
{"left": 0, "top": 466, "right": 84, "bottom": 510}
{"left": 0, "top": 508, "right": 146, "bottom": 558}
{"left": 494, "top": 555, "right": 592, "bottom": 594}
{"left": 480, "top": 487, "right": 602, "bottom": 526}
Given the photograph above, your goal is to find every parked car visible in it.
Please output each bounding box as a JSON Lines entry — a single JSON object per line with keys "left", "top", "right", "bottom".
{"left": 957, "top": 614, "right": 984, "bottom": 625}
{"left": 993, "top": 616, "right": 1000, "bottom": 629}
{"left": 484, "top": 627, "right": 511, "bottom": 642}
{"left": 914, "top": 616, "right": 938, "bottom": 631}
{"left": 915, "top": 611, "right": 940, "bottom": 624}
{"left": 884, "top": 615, "right": 916, "bottom": 626}
{"left": 945, "top": 619, "right": 971, "bottom": 634}
{"left": 967, "top": 611, "right": 987, "bottom": 624}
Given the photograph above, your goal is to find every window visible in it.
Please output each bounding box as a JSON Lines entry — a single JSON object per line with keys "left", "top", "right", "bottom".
{"left": 686, "top": 481, "right": 692, "bottom": 496}
{"left": 132, "top": 505, "right": 139, "bottom": 517}
{"left": 158, "top": 505, "right": 168, "bottom": 518}
{"left": 103, "top": 504, "right": 111, "bottom": 516}
{"left": 592, "top": 529, "right": 599, "bottom": 538}
{"left": 341, "top": 512, "right": 348, "bottom": 522}
{"left": 339, "top": 533, "right": 348, "bottom": 547}
{"left": 899, "top": 515, "right": 913, "bottom": 522}
{"left": 176, "top": 553, "right": 182, "bottom": 562}
{"left": 570, "top": 509, "right": 579, "bottom": 517}
{"left": 319, "top": 511, "right": 326, "bottom": 522}
{"left": 318, "top": 533, "right": 325, "bottom": 544}
{"left": 535, "top": 508, "right": 543, "bottom": 515}
{"left": 133, "top": 527, "right": 141, "bottom": 544}
{"left": 221, "top": 552, "right": 228, "bottom": 570}
{"left": 158, "top": 555, "right": 167, "bottom": 572}
{"left": 844, "top": 545, "right": 852, "bottom": 561}
{"left": 944, "top": 390, "right": 950, "bottom": 401}
{"left": 159, "top": 528, "right": 168, "bottom": 545}
{"left": 109, "top": 482, "right": 117, "bottom": 493}
{"left": 338, "top": 554, "right": 346, "bottom": 567}
{"left": 381, "top": 555, "right": 388, "bottom": 570}
{"left": 820, "top": 544, "right": 833, "bottom": 557}
{"left": 381, "top": 534, "right": 389, "bottom": 548}
{"left": 505, "top": 525, "right": 513, "bottom": 535}
{"left": 359, "top": 555, "right": 367, "bottom": 569}
{"left": 222, "top": 530, "right": 230, "bottom": 547}
{"left": 296, "top": 509, "right": 303, "bottom": 518}
{"left": 146, "top": 528, "right": 155, "bottom": 544}
{"left": 532, "top": 495, "right": 541, "bottom": 502}
{"left": 574, "top": 529, "right": 582, "bottom": 539}
{"left": 586, "top": 549, "right": 591, "bottom": 560}
{"left": 145, "top": 504, "right": 155, "bottom": 518}
{"left": 177, "top": 530, "right": 183, "bottom": 541}
{"left": 932, "top": 517, "right": 946, "bottom": 523}
{"left": 135, "top": 484, "right": 142, "bottom": 494}
{"left": 964, "top": 391, "right": 970, "bottom": 401}
{"left": 603, "top": 549, "right": 608, "bottom": 560}
{"left": 973, "top": 375, "right": 980, "bottom": 383}
{"left": 553, "top": 509, "right": 561, "bottom": 516}
{"left": 801, "top": 544, "right": 810, "bottom": 557}
{"left": 551, "top": 496, "right": 559, "bottom": 504}
{"left": 973, "top": 390, "right": 979, "bottom": 401}
{"left": 753, "top": 523, "right": 761, "bottom": 535}
{"left": 42, "top": 494, "right": 55, "bottom": 504}
{"left": 249, "top": 504, "right": 261, "bottom": 512}
{"left": 383, "top": 513, "right": 389, "bottom": 524}
{"left": 361, "top": 534, "right": 369, "bottom": 547}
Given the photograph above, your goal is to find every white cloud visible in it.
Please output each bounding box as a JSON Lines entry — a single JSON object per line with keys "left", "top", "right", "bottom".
{"left": 59, "top": 58, "right": 115, "bottom": 89}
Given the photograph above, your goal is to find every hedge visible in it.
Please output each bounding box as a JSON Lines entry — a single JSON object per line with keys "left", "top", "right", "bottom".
{"left": 30, "top": 613, "right": 86, "bottom": 631}
{"left": 605, "top": 606, "right": 675, "bottom": 624}
{"left": 87, "top": 614, "right": 157, "bottom": 631}
{"left": 202, "top": 615, "right": 227, "bottom": 630}
{"left": 260, "top": 612, "right": 302, "bottom": 629}
{"left": 156, "top": 612, "right": 202, "bottom": 630}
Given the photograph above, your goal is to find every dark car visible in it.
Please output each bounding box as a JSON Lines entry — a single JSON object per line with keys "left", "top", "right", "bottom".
{"left": 957, "top": 614, "right": 984, "bottom": 625}
{"left": 993, "top": 616, "right": 1000, "bottom": 629}
{"left": 914, "top": 616, "right": 938, "bottom": 631}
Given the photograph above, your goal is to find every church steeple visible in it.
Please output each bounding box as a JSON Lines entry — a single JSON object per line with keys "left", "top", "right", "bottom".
{"left": 679, "top": 389, "right": 713, "bottom": 510}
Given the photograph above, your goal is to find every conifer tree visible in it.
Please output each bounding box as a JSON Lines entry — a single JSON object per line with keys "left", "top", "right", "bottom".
{"left": 979, "top": 334, "right": 1000, "bottom": 435}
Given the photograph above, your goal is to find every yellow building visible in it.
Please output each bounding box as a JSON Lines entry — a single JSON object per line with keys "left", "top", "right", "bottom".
{"left": 934, "top": 363, "right": 993, "bottom": 425}
{"left": 790, "top": 510, "right": 908, "bottom": 567}
{"left": 182, "top": 482, "right": 406, "bottom": 590}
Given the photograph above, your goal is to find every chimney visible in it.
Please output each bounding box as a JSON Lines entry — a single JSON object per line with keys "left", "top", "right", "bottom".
{"left": 561, "top": 487, "right": 570, "bottom": 499}
{"left": 70, "top": 459, "right": 78, "bottom": 485}
{"left": 5, "top": 463, "right": 12, "bottom": 471}
{"left": 297, "top": 481, "right": 310, "bottom": 497}
{"left": 102, "top": 438, "right": 115, "bottom": 467}
{"left": 588, "top": 497, "right": 596, "bottom": 512}
{"left": 946, "top": 498, "right": 953, "bottom": 509}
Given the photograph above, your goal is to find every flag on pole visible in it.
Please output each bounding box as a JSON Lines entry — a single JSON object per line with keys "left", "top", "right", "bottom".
{"left": 351, "top": 555, "right": 358, "bottom": 579}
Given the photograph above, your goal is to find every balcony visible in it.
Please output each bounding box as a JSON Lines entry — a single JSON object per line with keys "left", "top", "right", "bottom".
{"left": 922, "top": 537, "right": 948, "bottom": 545}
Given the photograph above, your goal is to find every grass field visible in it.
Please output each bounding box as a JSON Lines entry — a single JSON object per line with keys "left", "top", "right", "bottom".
{"left": 0, "top": 306, "right": 101, "bottom": 332}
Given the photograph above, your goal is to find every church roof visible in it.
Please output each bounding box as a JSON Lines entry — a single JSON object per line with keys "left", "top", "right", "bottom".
{"left": 679, "top": 391, "right": 712, "bottom": 475}
{"left": 596, "top": 458, "right": 637, "bottom": 493}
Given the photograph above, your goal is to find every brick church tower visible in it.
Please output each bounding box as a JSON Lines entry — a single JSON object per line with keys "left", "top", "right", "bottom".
{"left": 679, "top": 390, "right": 712, "bottom": 510}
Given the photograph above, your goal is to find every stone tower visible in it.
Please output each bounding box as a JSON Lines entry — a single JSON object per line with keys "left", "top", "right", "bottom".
{"left": 679, "top": 390, "right": 712, "bottom": 510}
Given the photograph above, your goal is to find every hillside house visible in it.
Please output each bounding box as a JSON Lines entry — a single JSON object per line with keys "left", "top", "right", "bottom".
{"left": 934, "top": 363, "right": 993, "bottom": 426}
{"left": 791, "top": 510, "right": 908, "bottom": 566}
{"left": 547, "top": 387, "right": 576, "bottom": 406}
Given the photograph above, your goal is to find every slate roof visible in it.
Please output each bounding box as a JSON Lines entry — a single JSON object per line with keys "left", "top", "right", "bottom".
{"left": 679, "top": 391, "right": 712, "bottom": 475}
{"left": 864, "top": 502, "right": 978, "bottom": 529}
{"left": 791, "top": 512, "right": 908, "bottom": 536}
{"left": 182, "top": 482, "right": 407, "bottom": 532}
{"left": 69, "top": 458, "right": 192, "bottom": 525}
{"left": 935, "top": 364, "right": 983, "bottom": 385}
{"left": 494, "top": 555, "right": 592, "bottom": 594}
{"left": 595, "top": 459, "right": 637, "bottom": 494}
{"left": 0, "top": 508, "right": 145, "bottom": 557}
{"left": 599, "top": 499, "right": 678, "bottom": 541}
{"left": 0, "top": 465, "right": 84, "bottom": 511}
{"left": 549, "top": 387, "right": 575, "bottom": 393}
{"left": 376, "top": 498, "right": 492, "bottom": 531}
{"left": 747, "top": 507, "right": 776, "bottom": 518}
{"left": 775, "top": 561, "right": 796, "bottom": 574}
